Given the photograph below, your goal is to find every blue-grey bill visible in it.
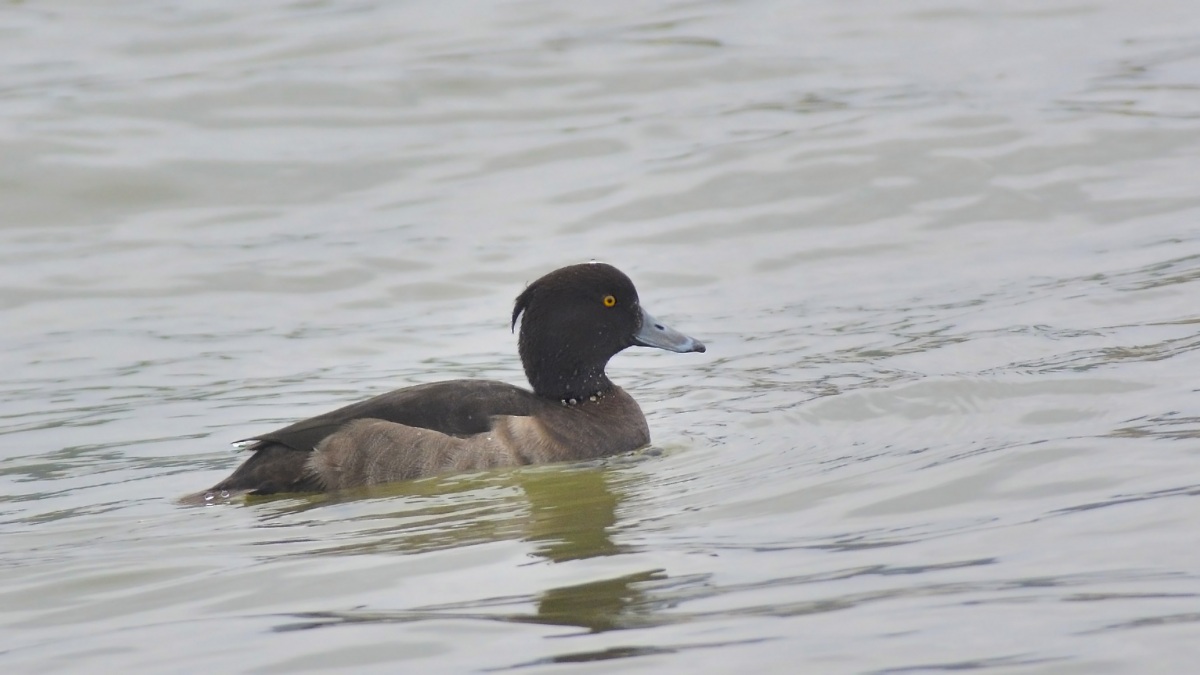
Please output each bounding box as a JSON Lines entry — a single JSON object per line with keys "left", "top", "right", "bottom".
{"left": 633, "top": 307, "right": 706, "bottom": 353}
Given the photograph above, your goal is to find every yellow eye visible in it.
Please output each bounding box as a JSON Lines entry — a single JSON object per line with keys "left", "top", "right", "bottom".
{"left": 602, "top": 295, "right": 616, "bottom": 307}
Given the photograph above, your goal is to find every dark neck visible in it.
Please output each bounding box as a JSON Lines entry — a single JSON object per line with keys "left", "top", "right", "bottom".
{"left": 517, "top": 311, "right": 624, "bottom": 401}
{"left": 518, "top": 330, "right": 617, "bottom": 401}
{"left": 523, "top": 358, "right": 615, "bottom": 402}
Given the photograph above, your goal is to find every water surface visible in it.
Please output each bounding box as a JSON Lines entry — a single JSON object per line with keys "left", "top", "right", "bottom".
{"left": 3, "top": 1, "right": 1200, "bottom": 672}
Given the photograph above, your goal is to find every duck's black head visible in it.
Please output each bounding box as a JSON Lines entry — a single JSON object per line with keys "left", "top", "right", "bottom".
{"left": 512, "top": 262, "right": 705, "bottom": 401}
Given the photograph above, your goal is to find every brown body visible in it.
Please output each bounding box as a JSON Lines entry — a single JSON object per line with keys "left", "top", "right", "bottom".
{"left": 312, "top": 386, "right": 647, "bottom": 490}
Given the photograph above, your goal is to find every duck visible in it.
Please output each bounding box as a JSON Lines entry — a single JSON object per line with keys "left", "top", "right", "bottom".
{"left": 188, "top": 262, "right": 705, "bottom": 501}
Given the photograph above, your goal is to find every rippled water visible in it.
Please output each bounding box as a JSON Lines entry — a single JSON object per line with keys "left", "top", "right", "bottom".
{"left": 4, "top": 0, "right": 1200, "bottom": 672}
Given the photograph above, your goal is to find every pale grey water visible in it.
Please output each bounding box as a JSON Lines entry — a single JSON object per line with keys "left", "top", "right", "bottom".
{"left": 3, "top": 1, "right": 1200, "bottom": 672}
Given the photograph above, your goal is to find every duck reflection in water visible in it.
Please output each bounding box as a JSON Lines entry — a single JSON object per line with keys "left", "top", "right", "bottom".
{"left": 273, "top": 465, "right": 668, "bottom": 636}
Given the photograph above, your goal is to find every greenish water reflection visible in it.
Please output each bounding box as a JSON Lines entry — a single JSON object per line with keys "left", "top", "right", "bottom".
{"left": 520, "top": 467, "right": 624, "bottom": 562}
{"left": 534, "top": 570, "right": 664, "bottom": 633}
{"left": 522, "top": 468, "right": 649, "bottom": 633}
{"left": 271, "top": 465, "right": 665, "bottom": 635}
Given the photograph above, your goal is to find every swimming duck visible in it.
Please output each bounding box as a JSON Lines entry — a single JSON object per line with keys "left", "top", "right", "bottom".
{"left": 189, "top": 262, "right": 705, "bottom": 500}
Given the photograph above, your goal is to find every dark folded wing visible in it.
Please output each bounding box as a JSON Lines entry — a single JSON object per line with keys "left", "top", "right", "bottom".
{"left": 242, "top": 379, "right": 542, "bottom": 452}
